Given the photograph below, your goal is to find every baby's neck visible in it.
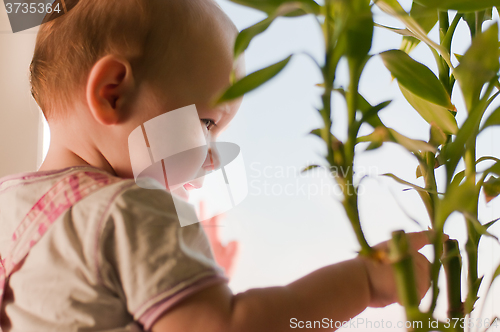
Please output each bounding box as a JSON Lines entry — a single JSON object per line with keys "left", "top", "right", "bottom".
{"left": 38, "top": 141, "right": 116, "bottom": 176}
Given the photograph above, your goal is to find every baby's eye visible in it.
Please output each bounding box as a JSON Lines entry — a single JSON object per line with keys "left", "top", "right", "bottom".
{"left": 201, "top": 119, "right": 217, "bottom": 131}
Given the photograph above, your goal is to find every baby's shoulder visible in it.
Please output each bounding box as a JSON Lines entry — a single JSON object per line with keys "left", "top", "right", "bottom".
{"left": 75, "top": 176, "right": 182, "bottom": 225}
{"left": 65, "top": 175, "right": 194, "bottom": 266}
{"left": 76, "top": 174, "right": 203, "bottom": 240}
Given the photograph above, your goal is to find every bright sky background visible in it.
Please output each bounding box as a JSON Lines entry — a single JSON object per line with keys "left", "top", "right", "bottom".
{"left": 41, "top": 1, "right": 500, "bottom": 329}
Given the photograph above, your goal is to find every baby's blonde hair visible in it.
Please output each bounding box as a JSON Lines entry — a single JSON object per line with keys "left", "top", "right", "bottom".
{"left": 30, "top": 0, "right": 208, "bottom": 119}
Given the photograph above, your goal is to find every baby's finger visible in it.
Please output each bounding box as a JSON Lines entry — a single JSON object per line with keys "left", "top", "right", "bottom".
{"left": 406, "top": 231, "right": 434, "bottom": 251}
{"left": 413, "top": 253, "right": 431, "bottom": 299}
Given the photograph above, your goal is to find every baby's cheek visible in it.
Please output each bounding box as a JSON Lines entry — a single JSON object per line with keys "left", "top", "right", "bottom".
{"left": 164, "top": 145, "right": 207, "bottom": 187}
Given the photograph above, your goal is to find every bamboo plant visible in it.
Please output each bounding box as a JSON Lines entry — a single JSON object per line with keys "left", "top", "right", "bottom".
{"left": 213, "top": 0, "right": 500, "bottom": 331}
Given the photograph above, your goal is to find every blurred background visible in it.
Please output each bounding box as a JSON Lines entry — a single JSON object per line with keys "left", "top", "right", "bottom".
{"left": 0, "top": 8, "right": 40, "bottom": 177}
{"left": 1, "top": 1, "right": 500, "bottom": 330}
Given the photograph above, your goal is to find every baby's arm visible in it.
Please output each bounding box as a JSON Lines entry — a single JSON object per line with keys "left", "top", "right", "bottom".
{"left": 152, "top": 231, "right": 434, "bottom": 332}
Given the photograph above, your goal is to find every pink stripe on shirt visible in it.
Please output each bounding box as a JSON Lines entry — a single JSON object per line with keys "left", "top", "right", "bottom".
{"left": 138, "top": 274, "right": 230, "bottom": 331}
{"left": 0, "top": 166, "right": 101, "bottom": 185}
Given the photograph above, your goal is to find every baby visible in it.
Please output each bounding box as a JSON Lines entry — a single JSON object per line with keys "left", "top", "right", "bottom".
{"left": 0, "top": 0, "right": 436, "bottom": 331}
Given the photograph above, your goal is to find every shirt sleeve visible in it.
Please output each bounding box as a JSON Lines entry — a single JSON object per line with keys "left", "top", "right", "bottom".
{"left": 96, "top": 180, "right": 229, "bottom": 330}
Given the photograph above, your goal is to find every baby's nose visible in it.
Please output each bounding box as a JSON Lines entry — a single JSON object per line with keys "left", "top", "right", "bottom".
{"left": 203, "top": 145, "right": 220, "bottom": 171}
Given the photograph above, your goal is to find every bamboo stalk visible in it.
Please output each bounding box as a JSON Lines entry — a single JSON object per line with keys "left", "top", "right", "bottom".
{"left": 442, "top": 239, "right": 464, "bottom": 327}
{"left": 320, "top": 1, "right": 373, "bottom": 258}
{"left": 429, "top": 229, "right": 444, "bottom": 314}
{"left": 389, "top": 230, "right": 422, "bottom": 331}
{"left": 464, "top": 230, "right": 479, "bottom": 315}
{"left": 438, "top": 11, "right": 451, "bottom": 93}
{"left": 423, "top": 152, "right": 438, "bottom": 226}
{"left": 343, "top": 59, "right": 372, "bottom": 257}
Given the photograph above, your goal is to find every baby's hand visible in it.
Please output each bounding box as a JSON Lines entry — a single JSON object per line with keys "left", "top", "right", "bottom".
{"left": 356, "top": 231, "right": 446, "bottom": 308}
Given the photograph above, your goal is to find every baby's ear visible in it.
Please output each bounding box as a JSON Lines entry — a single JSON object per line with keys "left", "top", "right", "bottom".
{"left": 86, "top": 55, "right": 135, "bottom": 125}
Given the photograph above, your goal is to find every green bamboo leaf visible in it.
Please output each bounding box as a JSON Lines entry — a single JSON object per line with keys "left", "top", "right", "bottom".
{"left": 375, "top": 23, "right": 416, "bottom": 37}
{"left": 492, "top": 264, "right": 500, "bottom": 283}
{"left": 308, "top": 128, "right": 322, "bottom": 140}
{"left": 481, "top": 105, "right": 500, "bottom": 131}
{"left": 442, "top": 157, "right": 500, "bottom": 183}
{"left": 375, "top": 0, "right": 451, "bottom": 67}
{"left": 415, "top": 165, "right": 423, "bottom": 178}
{"left": 479, "top": 161, "right": 500, "bottom": 190}
{"left": 477, "top": 156, "right": 500, "bottom": 164}
{"left": 356, "top": 126, "right": 386, "bottom": 142}
{"left": 401, "top": 1, "right": 439, "bottom": 54}
{"left": 214, "top": 55, "right": 292, "bottom": 104}
{"left": 234, "top": 20, "right": 273, "bottom": 60}
{"left": 399, "top": 84, "right": 458, "bottom": 135}
{"left": 443, "top": 100, "right": 491, "bottom": 183}
{"left": 307, "top": 129, "right": 342, "bottom": 145}
{"left": 357, "top": 126, "right": 389, "bottom": 151}
{"left": 307, "top": 130, "right": 345, "bottom": 166}
{"left": 358, "top": 94, "right": 390, "bottom": 128}
{"left": 413, "top": 0, "right": 500, "bottom": 12}
{"left": 228, "top": 0, "right": 320, "bottom": 16}
{"left": 483, "top": 176, "right": 500, "bottom": 203}
{"left": 360, "top": 101, "right": 391, "bottom": 128}
{"left": 358, "top": 126, "right": 436, "bottom": 153}
{"left": 381, "top": 50, "right": 454, "bottom": 110}
{"left": 386, "top": 186, "right": 424, "bottom": 227}
{"left": 344, "top": 0, "right": 373, "bottom": 62}
{"left": 436, "top": 151, "right": 447, "bottom": 166}
{"left": 365, "top": 141, "right": 383, "bottom": 151}
{"left": 383, "top": 173, "right": 440, "bottom": 194}
{"left": 450, "top": 170, "right": 466, "bottom": 188}
{"left": 301, "top": 164, "right": 322, "bottom": 173}
{"left": 388, "top": 128, "right": 437, "bottom": 153}
{"left": 463, "top": 212, "right": 500, "bottom": 242}
{"left": 464, "top": 276, "right": 484, "bottom": 313}
{"left": 484, "top": 217, "right": 500, "bottom": 230}
{"left": 453, "top": 157, "right": 500, "bottom": 187}
{"left": 429, "top": 123, "right": 447, "bottom": 147}
{"left": 416, "top": 154, "right": 442, "bottom": 178}
{"left": 481, "top": 266, "right": 500, "bottom": 318}
{"left": 325, "top": 0, "right": 373, "bottom": 81}
{"left": 234, "top": 2, "right": 311, "bottom": 59}
{"left": 454, "top": 23, "right": 500, "bottom": 111}
{"left": 486, "top": 161, "right": 500, "bottom": 176}
{"left": 336, "top": 89, "right": 388, "bottom": 128}
{"left": 437, "top": 180, "right": 478, "bottom": 228}
{"left": 464, "top": 10, "right": 493, "bottom": 36}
